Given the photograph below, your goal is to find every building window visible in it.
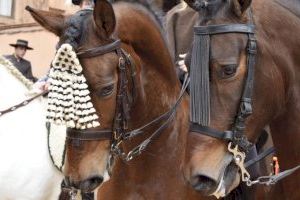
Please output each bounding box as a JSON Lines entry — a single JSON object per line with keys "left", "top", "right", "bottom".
{"left": 0, "top": 0, "right": 13, "bottom": 17}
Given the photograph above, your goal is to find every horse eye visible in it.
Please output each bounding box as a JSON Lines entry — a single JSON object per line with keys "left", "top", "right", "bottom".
{"left": 220, "top": 64, "right": 237, "bottom": 79}
{"left": 97, "top": 84, "right": 114, "bottom": 97}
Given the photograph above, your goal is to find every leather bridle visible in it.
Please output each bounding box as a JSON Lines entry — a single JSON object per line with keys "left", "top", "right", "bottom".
{"left": 66, "top": 39, "right": 189, "bottom": 163}
{"left": 61, "top": 40, "right": 188, "bottom": 198}
{"left": 189, "top": 14, "right": 300, "bottom": 188}
{"left": 190, "top": 23, "right": 256, "bottom": 153}
{"left": 188, "top": 18, "right": 262, "bottom": 188}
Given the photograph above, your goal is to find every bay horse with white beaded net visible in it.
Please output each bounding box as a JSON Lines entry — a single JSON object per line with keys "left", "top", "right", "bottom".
{"left": 26, "top": 0, "right": 216, "bottom": 199}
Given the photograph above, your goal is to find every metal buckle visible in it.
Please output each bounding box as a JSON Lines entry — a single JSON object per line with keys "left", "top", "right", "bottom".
{"left": 240, "top": 98, "right": 252, "bottom": 117}
{"left": 125, "top": 139, "right": 151, "bottom": 162}
{"left": 247, "top": 37, "right": 257, "bottom": 54}
{"left": 118, "top": 57, "right": 126, "bottom": 70}
{"left": 228, "top": 142, "right": 251, "bottom": 185}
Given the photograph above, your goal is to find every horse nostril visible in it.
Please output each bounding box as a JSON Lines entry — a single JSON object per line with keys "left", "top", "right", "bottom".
{"left": 80, "top": 176, "right": 104, "bottom": 192}
{"left": 191, "top": 174, "right": 217, "bottom": 195}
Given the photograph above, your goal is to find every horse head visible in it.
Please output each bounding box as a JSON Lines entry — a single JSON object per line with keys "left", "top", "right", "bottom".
{"left": 27, "top": 0, "right": 181, "bottom": 194}
{"left": 27, "top": 0, "right": 121, "bottom": 192}
{"left": 182, "top": 0, "right": 280, "bottom": 198}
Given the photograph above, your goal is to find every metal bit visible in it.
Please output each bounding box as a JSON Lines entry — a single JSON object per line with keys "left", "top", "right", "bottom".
{"left": 228, "top": 142, "right": 251, "bottom": 184}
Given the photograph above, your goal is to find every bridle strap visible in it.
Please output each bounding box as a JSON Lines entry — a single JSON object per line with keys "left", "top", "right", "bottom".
{"left": 66, "top": 37, "right": 186, "bottom": 163}
{"left": 231, "top": 32, "right": 256, "bottom": 151}
{"left": 245, "top": 147, "right": 275, "bottom": 168}
{"left": 0, "top": 91, "right": 47, "bottom": 117}
{"left": 194, "top": 24, "right": 255, "bottom": 35}
{"left": 190, "top": 123, "right": 233, "bottom": 141}
{"left": 66, "top": 39, "right": 131, "bottom": 143}
{"left": 67, "top": 128, "right": 112, "bottom": 141}
{"left": 112, "top": 75, "right": 190, "bottom": 162}
{"left": 190, "top": 23, "right": 256, "bottom": 152}
{"left": 77, "top": 40, "right": 122, "bottom": 58}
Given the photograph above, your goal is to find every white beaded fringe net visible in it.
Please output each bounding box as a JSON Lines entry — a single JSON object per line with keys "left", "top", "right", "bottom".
{"left": 46, "top": 44, "right": 100, "bottom": 130}
{"left": 0, "top": 56, "right": 33, "bottom": 89}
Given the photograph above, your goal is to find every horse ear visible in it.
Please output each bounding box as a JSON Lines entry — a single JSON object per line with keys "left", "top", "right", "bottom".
{"left": 25, "top": 6, "right": 64, "bottom": 36}
{"left": 93, "top": 0, "right": 116, "bottom": 37}
{"left": 232, "top": 0, "right": 252, "bottom": 17}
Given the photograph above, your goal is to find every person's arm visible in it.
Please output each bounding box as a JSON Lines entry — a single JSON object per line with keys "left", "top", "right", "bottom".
{"left": 165, "top": 7, "right": 178, "bottom": 62}
{"left": 25, "top": 61, "right": 37, "bottom": 82}
{"left": 33, "top": 69, "right": 50, "bottom": 91}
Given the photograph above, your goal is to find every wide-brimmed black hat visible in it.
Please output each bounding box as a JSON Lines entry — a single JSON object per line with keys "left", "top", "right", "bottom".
{"left": 72, "top": 0, "right": 82, "bottom": 5}
{"left": 9, "top": 39, "right": 33, "bottom": 50}
{"left": 72, "top": 0, "right": 96, "bottom": 5}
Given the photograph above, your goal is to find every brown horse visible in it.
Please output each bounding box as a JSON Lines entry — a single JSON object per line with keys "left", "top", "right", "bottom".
{"left": 26, "top": 0, "right": 213, "bottom": 199}
{"left": 183, "top": 0, "right": 300, "bottom": 199}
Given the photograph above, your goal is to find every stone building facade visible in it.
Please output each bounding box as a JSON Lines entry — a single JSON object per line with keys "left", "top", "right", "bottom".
{"left": 0, "top": 0, "right": 77, "bottom": 77}
{"left": 0, "top": 0, "right": 180, "bottom": 78}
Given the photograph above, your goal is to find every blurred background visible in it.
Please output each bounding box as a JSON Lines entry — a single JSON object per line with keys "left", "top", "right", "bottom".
{"left": 0, "top": 0, "right": 180, "bottom": 78}
{"left": 0, "top": 0, "right": 78, "bottom": 78}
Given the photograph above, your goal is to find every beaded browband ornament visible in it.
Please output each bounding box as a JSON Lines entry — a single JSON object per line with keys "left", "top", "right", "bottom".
{"left": 46, "top": 44, "right": 100, "bottom": 129}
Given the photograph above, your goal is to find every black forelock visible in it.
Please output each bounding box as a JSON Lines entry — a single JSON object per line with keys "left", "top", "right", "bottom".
{"left": 57, "top": 10, "right": 92, "bottom": 50}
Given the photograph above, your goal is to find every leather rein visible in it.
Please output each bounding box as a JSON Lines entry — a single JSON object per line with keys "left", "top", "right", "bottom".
{"left": 66, "top": 39, "right": 189, "bottom": 162}
{"left": 0, "top": 91, "right": 48, "bottom": 118}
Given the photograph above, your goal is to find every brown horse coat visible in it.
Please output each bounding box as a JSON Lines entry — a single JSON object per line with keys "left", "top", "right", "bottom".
{"left": 182, "top": 0, "right": 300, "bottom": 199}
{"left": 26, "top": 1, "right": 213, "bottom": 199}
{"left": 95, "top": 3, "right": 212, "bottom": 199}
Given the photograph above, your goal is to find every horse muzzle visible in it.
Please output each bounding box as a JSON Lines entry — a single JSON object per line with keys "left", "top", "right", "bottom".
{"left": 190, "top": 153, "right": 240, "bottom": 198}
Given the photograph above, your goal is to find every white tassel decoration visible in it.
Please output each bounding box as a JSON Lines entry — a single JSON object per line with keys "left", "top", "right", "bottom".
{"left": 46, "top": 43, "right": 100, "bottom": 130}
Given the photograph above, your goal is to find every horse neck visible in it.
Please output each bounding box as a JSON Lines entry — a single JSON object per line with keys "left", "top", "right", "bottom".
{"left": 253, "top": 0, "right": 300, "bottom": 178}
{"left": 116, "top": 4, "right": 181, "bottom": 127}
{"left": 115, "top": 3, "right": 188, "bottom": 166}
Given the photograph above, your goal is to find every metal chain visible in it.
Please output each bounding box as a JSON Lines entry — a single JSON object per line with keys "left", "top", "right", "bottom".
{"left": 246, "top": 165, "right": 300, "bottom": 186}
{"left": 228, "top": 142, "right": 300, "bottom": 187}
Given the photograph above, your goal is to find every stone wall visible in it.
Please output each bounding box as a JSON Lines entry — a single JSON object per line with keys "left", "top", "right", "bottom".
{"left": 0, "top": 0, "right": 77, "bottom": 78}
{"left": 0, "top": 0, "right": 180, "bottom": 78}
{"left": 0, "top": 0, "right": 76, "bottom": 25}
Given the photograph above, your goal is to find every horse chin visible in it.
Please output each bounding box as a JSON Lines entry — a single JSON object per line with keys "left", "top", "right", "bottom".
{"left": 211, "top": 162, "right": 240, "bottom": 199}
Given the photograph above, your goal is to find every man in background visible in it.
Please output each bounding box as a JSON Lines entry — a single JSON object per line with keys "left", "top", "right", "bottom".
{"left": 72, "top": 0, "right": 94, "bottom": 9}
{"left": 4, "top": 39, "right": 37, "bottom": 82}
